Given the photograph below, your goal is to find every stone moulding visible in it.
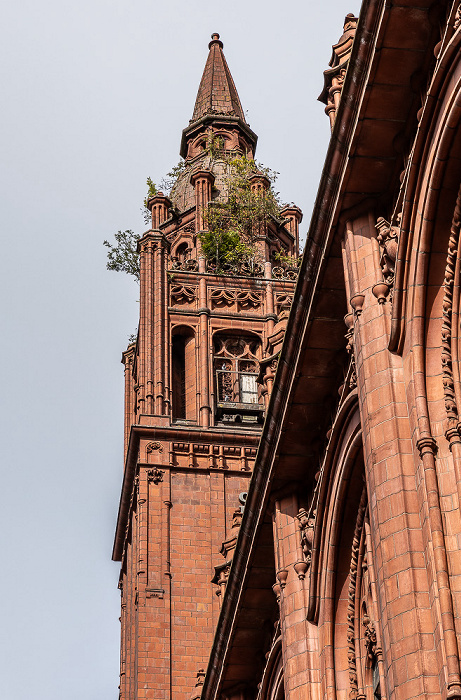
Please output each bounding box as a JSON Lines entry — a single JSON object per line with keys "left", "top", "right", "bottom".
{"left": 307, "top": 394, "right": 361, "bottom": 623}
{"left": 346, "top": 486, "right": 367, "bottom": 700}
{"left": 442, "top": 185, "right": 461, "bottom": 434}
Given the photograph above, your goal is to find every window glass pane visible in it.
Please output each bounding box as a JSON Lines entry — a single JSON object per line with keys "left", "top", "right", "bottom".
{"left": 240, "top": 373, "right": 258, "bottom": 403}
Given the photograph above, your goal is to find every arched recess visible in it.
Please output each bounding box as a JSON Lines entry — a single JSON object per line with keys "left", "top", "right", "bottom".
{"left": 307, "top": 392, "right": 386, "bottom": 700}
{"left": 171, "top": 324, "right": 196, "bottom": 421}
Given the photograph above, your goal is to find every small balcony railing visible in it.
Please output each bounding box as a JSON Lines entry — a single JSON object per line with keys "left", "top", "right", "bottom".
{"left": 215, "top": 370, "right": 260, "bottom": 407}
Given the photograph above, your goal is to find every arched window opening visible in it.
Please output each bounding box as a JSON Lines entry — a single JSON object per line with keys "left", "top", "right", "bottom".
{"left": 171, "top": 327, "right": 196, "bottom": 422}
{"left": 213, "top": 333, "right": 263, "bottom": 425}
{"left": 174, "top": 242, "right": 191, "bottom": 263}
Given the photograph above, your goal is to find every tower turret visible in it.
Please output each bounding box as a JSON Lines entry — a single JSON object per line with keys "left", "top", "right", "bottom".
{"left": 114, "top": 34, "right": 303, "bottom": 700}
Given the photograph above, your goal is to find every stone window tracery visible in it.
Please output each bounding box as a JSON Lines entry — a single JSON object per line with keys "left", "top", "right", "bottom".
{"left": 213, "top": 334, "right": 263, "bottom": 423}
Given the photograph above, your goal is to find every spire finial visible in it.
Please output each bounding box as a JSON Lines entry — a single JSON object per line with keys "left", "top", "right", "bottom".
{"left": 209, "top": 32, "right": 223, "bottom": 49}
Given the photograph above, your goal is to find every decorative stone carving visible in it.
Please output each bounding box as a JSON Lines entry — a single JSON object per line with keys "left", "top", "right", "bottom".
{"left": 146, "top": 587, "right": 165, "bottom": 599}
{"left": 442, "top": 188, "right": 461, "bottom": 434}
{"left": 275, "top": 293, "right": 293, "bottom": 315}
{"left": 363, "top": 613, "right": 378, "bottom": 661}
{"left": 372, "top": 281, "right": 390, "bottom": 305}
{"left": 170, "top": 258, "right": 198, "bottom": 272}
{"left": 212, "top": 497, "right": 246, "bottom": 603}
{"left": 276, "top": 569, "right": 288, "bottom": 589}
{"left": 344, "top": 312, "right": 357, "bottom": 391}
{"left": 350, "top": 294, "right": 365, "bottom": 317}
{"left": 236, "top": 290, "right": 261, "bottom": 310}
{"left": 296, "top": 508, "right": 316, "bottom": 565}
{"left": 272, "top": 582, "right": 281, "bottom": 604}
{"left": 318, "top": 14, "right": 358, "bottom": 129}
{"left": 272, "top": 265, "right": 298, "bottom": 281}
{"left": 206, "top": 259, "right": 264, "bottom": 278}
{"left": 346, "top": 487, "right": 367, "bottom": 700}
{"left": 146, "top": 441, "right": 163, "bottom": 453}
{"left": 210, "top": 288, "right": 236, "bottom": 308}
{"left": 375, "top": 216, "right": 400, "bottom": 289}
{"left": 147, "top": 468, "right": 164, "bottom": 484}
{"left": 170, "top": 284, "right": 197, "bottom": 305}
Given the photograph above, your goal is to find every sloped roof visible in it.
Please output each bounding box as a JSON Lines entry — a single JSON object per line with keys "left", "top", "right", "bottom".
{"left": 191, "top": 33, "right": 245, "bottom": 122}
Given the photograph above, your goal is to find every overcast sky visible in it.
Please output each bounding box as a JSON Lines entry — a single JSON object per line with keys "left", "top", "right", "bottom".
{"left": 0, "top": 1, "right": 361, "bottom": 698}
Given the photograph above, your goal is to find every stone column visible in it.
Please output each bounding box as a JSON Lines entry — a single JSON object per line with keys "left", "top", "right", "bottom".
{"left": 191, "top": 169, "right": 214, "bottom": 426}
{"left": 138, "top": 194, "right": 171, "bottom": 417}
{"left": 191, "top": 169, "right": 215, "bottom": 274}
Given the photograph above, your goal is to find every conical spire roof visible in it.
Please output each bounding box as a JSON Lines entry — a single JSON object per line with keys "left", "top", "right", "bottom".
{"left": 191, "top": 33, "right": 246, "bottom": 122}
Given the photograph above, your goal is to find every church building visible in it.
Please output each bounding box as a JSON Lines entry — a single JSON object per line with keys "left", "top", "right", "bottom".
{"left": 113, "top": 1, "right": 461, "bottom": 698}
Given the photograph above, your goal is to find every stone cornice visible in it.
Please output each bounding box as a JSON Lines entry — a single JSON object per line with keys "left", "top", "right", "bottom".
{"left": 112, "top": 424, "right": 260, "bottom": 562}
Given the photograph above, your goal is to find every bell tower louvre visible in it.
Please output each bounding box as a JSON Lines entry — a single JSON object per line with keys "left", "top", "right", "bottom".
{"left": 112, "top": 33, "right": 302, "bottom": 700}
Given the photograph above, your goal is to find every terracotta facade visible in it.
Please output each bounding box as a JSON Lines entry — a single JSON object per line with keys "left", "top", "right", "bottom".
{"left": 113, "top": 33, "right": 300, "bottom": 700}
{"left": 113, "top": 2, "right": 461, "bottom": 698}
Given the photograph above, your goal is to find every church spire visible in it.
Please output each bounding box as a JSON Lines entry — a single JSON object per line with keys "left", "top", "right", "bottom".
{"left": 180, "top": 34, "right": 257, "bottom": 159}
{"left": 191, "top": 33, "right": 245, "bottom": 122}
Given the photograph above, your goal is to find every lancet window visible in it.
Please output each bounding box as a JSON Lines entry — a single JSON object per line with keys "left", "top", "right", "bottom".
{"left": 171, "top": 326, "right": 196, "bottom": 421}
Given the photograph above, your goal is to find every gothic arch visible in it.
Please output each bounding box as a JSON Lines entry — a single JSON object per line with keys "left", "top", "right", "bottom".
{"left": 307, "top": 392, "right": 385, "bottom": 699}
{"left": 391, "top": 28, "right": 461, "bottom": 355}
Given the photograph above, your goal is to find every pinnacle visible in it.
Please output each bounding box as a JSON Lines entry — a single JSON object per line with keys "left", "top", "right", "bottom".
{"left": 191, "top": 33, "right": 245, "bottom": 123}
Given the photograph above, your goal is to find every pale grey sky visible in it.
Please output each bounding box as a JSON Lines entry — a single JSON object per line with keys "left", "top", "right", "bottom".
{"left": 0, "top": 1, "right": 361, "bottom": 698}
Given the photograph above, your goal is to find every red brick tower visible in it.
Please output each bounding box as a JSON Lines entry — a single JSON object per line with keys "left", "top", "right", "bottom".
{"left": 113, "top": 33, "right": 302, "bottom": 700}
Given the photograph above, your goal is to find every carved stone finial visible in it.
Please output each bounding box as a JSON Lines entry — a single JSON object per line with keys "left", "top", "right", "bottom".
{"left": 372, "top": 281, "right": 390, "bottom": 305}
{"left": 350, "top": 294, "right": 365, "bottom": 317}
{"left": 272, "top": 581, "right": 281, "bottom": 603}
{"left": 276, "top": 568, "right": 289, "bottom": 589}
{"left": 318, "top": 13, "right": 358, "bottom": 128}
{"left": 294, "top": 560, "right": 309, "bottom": 580}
